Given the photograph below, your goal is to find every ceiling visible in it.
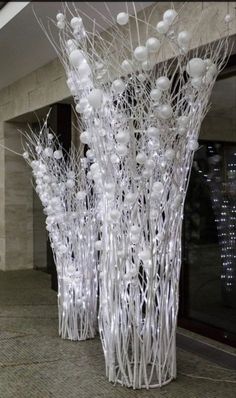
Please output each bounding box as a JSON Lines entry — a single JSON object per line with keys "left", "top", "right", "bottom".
{"left": 0, "top": 1, "right": 154, "bottom": 91}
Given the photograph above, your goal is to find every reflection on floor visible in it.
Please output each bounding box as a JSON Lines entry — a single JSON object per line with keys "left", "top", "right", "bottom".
{"left": 0, "top": 270, "right": 235, "bottom": 398}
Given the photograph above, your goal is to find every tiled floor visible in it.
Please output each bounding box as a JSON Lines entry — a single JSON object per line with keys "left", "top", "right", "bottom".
{"left": 0, "top": 270, "right": 235, "bottom": 398}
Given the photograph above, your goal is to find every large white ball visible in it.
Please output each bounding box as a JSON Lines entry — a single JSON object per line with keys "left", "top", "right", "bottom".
{"left": 150, "top": 88, "right": 162, "bottom": 101}
{"left": 136, "top": 152, "right": 146, "bottom": 164}
{"left": 78, "top": 60, "right": 91, "bottom": 78}
{"left": 156, "top": 20, "right": 169, "bottom": 34}
{"left": 146, "top": 37, "right": 160, "bottom": 53}
{"left": 80, "top": 131, "right": 91, "bottom": 145}
{"left": 117, "top": 12, "right": 129, "bottom": 25}
{"left": 177, "top": 31, "right": 192, "bottom": 47}
{"left": 156, "top": 76, "right": 171, "bottom": 91}
{"left": 186, "top": 58, "right": 206, "bottom": 78}
{"left": 112, "top": 79, "right": 125, "bottom": 94}
{"left": 54, "top": 150, "right": 63, "bottom": 160}
{"left": 70, "top": 17, "right": 82, "bottom": 30}
{"left": 158, "top": 104, "right": 173, "bottom": 119}
{"left": 163, "top": 9, "right": 178, "bottom": 25}
{"left": 121, "top": 59, "right": 133, "bottom": 74}
{"left": 69, "top": 49, "right": 84, "bottom": 67}
{"left": 134, "top": 46, "right": 148, "bottom": 61}
{"left": 87, "top": 89, "right": 103, "bottom": 109}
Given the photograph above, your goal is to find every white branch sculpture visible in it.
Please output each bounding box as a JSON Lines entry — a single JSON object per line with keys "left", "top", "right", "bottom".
{"left": 38, "top": 1, "right": 231, "bottom": 388}
{"left": 23, "top": 123, "right": 98, "bottom": 341}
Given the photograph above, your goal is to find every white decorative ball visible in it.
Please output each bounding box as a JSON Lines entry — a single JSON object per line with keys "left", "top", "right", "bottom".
{"left": 23, "top": 151, "right": 29, "bottom": 159}
{"left": 78, "top": 60, "right": 91, "bottom": 78}
{"left": 145, "top": 159, "right": 155, "bottom": 170}
{"left": 177, "top": 31, "right": 192, "bottom": 47}
{"left": 43, "top": 147, "right": 53, "bottom": 157}
{"left": 116, "top": 143, "right": 128, "bottom": 156}
{"left": 186, "top": 58, "right": 206, "bottom": 77}
{"left": 117, "top": 12, "right": 129, "bottom": 25}
{"left": 69, "top": 49, "right": 84, "bottom": 67}
{"left": 86, "top": 149, "right": 94, "bottom": 160}
{"left": 153, "top": 181, "right": 164, "bottom": 193}
{"left": 163, "top": 9, "right": 178, "bottom": 25}
{"left": 208, "top": 63, "right": 217, "bottom": 76}
{"left": 156, "top": 76, "right": 171, "bottom": 91}
{"left": 36, "top": 145, "right": 42, "bottom": 154}
{"left": 131, "top": 225, "right": 140, "bottom": 235}
{"left": 56, "top": 13, "right": 64, "bottom": 22}
{"left": 104, "top": 182, "right": 115, "bottom": 193}
{"left": 136, "top": 152, "right": 146, "bottom": 164}
{"left": 54, "top": 150, "right": 63, "bottom": 160}
{"left": 137, "top": 73, "right": 146, "bottom": 82}
{"left": 121, "top": 59, "right": 133, "bottom": 74}
{"left": 87, "top": 89, "right": 103, "bottom": 109}
{"left": 204, "top": 58, "right": 212, "bottom": 67}
{"left": 224, "top": 14, "right": 232, "bottom": 23}
{"left": 147, "top": 126, "right": 160, "bottom": 138}
{"left": 138, "top": 249, "right": 151, "bottom": 262}
{"left": 177, "top": 115, "right": 189, "bottom": 127}
{"left": 76, "top": 98, "right": 89, "bottom": 113}
{"left": 146, "top": 37, "right": 161, "bottom": 53}
{"left": 116, "top": 131, "right": 129, "bottom": 144}
{"left": 57, "top": 21, "right": 65, "bottom": 30}
{"left": 112, "top": 79, "right": 125, "bottom": 94}
{"left": 66, "top": 179, "right": 75, "bottom": 189}
{"left": 158, "top": 104, "right": 173, "bottom": 119}
{"left": 142, "top": 60, "right": 152, "bottom": 71}
{"left": 165, "top": 148, "right": 175, "bottom": 162}
{"left": 150, "top": 88, "right": 162, "bottom": 101}
{"left": 70, "top": 17, "right": 82, "bottom": 29}
{"left": 156, "top": 20, "right": 169, "bottom": 34}
{"left": 110, "top": 153, "right": 120, "bottom": 164}
{"left": 80, "top": 131, "right": 91, "bottom": 145}
{"left": 134, "top": 46, "right": 148, "bottom": 61}
{"left": 189, "top": 140, "right": 199, "bottom": 151}
{"left": 110, "top": 209, "right": 120, "bottom": 222}
{"left": 125, "top": 192, "right": 136, "bottom": 204}
{"left": 76, "top": 190, "right": 87, "bottom": 201}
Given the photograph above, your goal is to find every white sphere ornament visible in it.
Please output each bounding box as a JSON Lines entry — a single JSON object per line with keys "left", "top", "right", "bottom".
{"left": 76, "top": 191, "right": 87, "bottom": 201}
{"left": 57, "top": 20, "right": 65, "bottom": 30}
{"left": 87, "top": 89, "right": 103, "bottom": 109}
{"left": 147, "top": 126, "right": 160, "bottom": 138}
{"left": 69, "top": 49, "right": 84, "bottom": 67}
{"left": 177, "top": 31, "right": 192, "bottom": 47}
{"left": 142, "top": 60, "right": 152, "bottom": 71}
{"left": 177, "top": 115, "right": 189, "bottom": 127}
{"left": 110, "top": 153, "right": 120, "bottom": 164}
{"left": 116, "top": 131, "right": 129, "bottom": 144}
{"left": 110, "top": 209, "right": 120, "bottom": 223}
{"left": 125, "top": 192, "right": 136, "bottom": 204}
{"left": 134, "top": 46, "right": 148, "bottom": 61}
{"left": 23, "top": 151, "right": 29, "bottom": 159}
{"left": 156, "top": 76, "right": 171, "bottom": 91}
{"left": 56, "top": 13, "right": 64, "bottom": 22}
{"left": 116, "top": 143, "right": 128, "bottom": 156}
{"left": 191, "top": 77, "right": 202, "bottom": 89}
{"left": 224, "top": 14, "right": 232, "bottom": 23}
{"left": 146, "top": 37, "right": 160, "bottom": 53}
{"left": 76, "top": 98, "right": 89, "bottom": 113}
{"left": 78, "top": 60, "right": 91, "bottom": 78}
{"left": 43, "top": 147, "right": 53, "bottom": 157}
{"left": 189, "top": 140, "right": 199, "bottom": 151}
{"left": 207, "top": 63, "right": 217, "bottom": 76}
{"left": 163, "top": 9, "right": 178, "bottom": 25}
{"left": 156, "top": 20, "right": 169, "bottom": 34}
{"left": 186, "top": 58, "right": 206, "bottom": 78}
{"left": 70, "top": 17, "right": 82, "bottom": 30}
{"left": 136, "top": 152, "right": 146, "bottom": 165}
{"left": 121, "top": 59, "right": 133, "bottom": 74}
{"left": 80, "top": 131, "right": 91, "bottom": 145}
{"left": 150, "top": 88, "right": 162, "bottom": 101}
{"left": 54, "top": 150, "right": 63, "bottom": 160}
{"left": 66, "top": 179, "right": 75, "bottom": 189}
{"left": 165, "top": 148, "right": 175, "bottom": 162}
{"left": 158, "top": 104, "right": 173, "bottom": 119}
{"left": 117, "top": 12, "right": 129, "bottom": 25}
{"left": 112, "top": 79, "right": 125, "bottom": 94}
{"left": 153, "top": 181, "right": 164, "bottom": 193}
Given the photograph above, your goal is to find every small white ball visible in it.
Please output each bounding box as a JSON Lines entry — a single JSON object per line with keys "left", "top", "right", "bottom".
{"left": 158, "top": 104, "right": 173, "bottom": 119}
{"left": 153, "top": 181, "right": 164, "bottom": 193}
{"left": 163, "top": 9, "right": 178, "bottom": 25}
{"left": 86, "top": 149, "right": 94, "bottom": 160}
{"left": 54, "top": 150, "right": 63, "bottom": 160}
{"left": 110, "top": 153, "right": 120, "bottom": 164}
{"left": 189, "top": 139, "right": 199, "bottom": 151}
{"left": 69, "top": 49, "right": 84, "bottom": 67}
{"left": 57, "top": 21, "right": 65, "bottom": 30}
{"left": 191, "top": 77, "right": 202, "bottom": 89}
{"left": 87, "top": 89, "right": 103, "bottom": 109}
{"left": 110, "top": 209, "right": 120, "bottom": 222}
{"left": 177, "top": 115, "right": 189, "bottom": 127}
{"left": 76, "top": 190, "right": 87, "bottom": 201}
{"left": 177, "top": 31, "right": 192, "bottom": 47}
{"left": 136, "top": 152, "right": 146, "bottom": 164}
{"left": 134, "top": 46, "right": 148, "bottom": 61}
{"left": 104, "top": 182, "right": 115, "bottom": 193}
{"left": 112, "top": 79, "right": 125, "bottom": 94}
{"left": 224, "top": 14, "right": 232, "bottom": 23}
{"left": 121, "top": 59, "right": 133, "bottom": 74}
{"left": 150, "top": 88, "right": 162, "bottom": 101}
{"left": 80, "top": 131, "right": 91, "bottom": 145}
{"left": 186, "top": 58, "right": 206, "bottom": 78}
{"left": 142, "top": 60, "right": 152, "bottom": 71}
{"left": 146, "top": 37, "right": 161, "bottom": 53}
{"left": 156, "top": 76, "right": 171, "bottom": 91}
{"left": 116, "top": 143, "right": 128, "bottom": 156}
{"left": 116, "top": 131, "right": 129, "bottom": 144}
{"left": 23, "top": 151, "right": 29, "bottom": 159}
{"left": 147, "top": 126, "right": 160, "bottom": 138}
{"left": 145, "top": 159, "right": 155, "bottom": 170}
{"left": 117, "top": 12, "right": 129, "bottom": 25}
{"left": 165, "top": 148, "right": 175, "bottom": 162}
{"left": 78, "top": 60, "right": 91, "bottom": 78}
{"left": 208, "top": 63, "right": 217, "bottom": 76}
{"left": 70, "top": 17, "right": 82, "bottom": 30}
{"left": 137, "top": 73, "right": 146, "bottom": 82}
{"left": 56, "top": 13, "right": 64, "bottom": 22}
{"left": 138, "top": 249, "right": 151, "bottom": 262}
{"left": 43, "top": 147, "right": 53, "bottom": 157}
{"left": 66, "top": 179, "right": 75, "bottom": 189}
{"left": 156, "top": 20, "right": 169, "bottom": 34}
{"left": 131, "top": 225, "right": 140, "bottom": 236}
{"left": 76, "top": 98, "right": 89, "bottom": 113}
{"left": 125, "top": 192, "right": 136, "bottom": 204}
